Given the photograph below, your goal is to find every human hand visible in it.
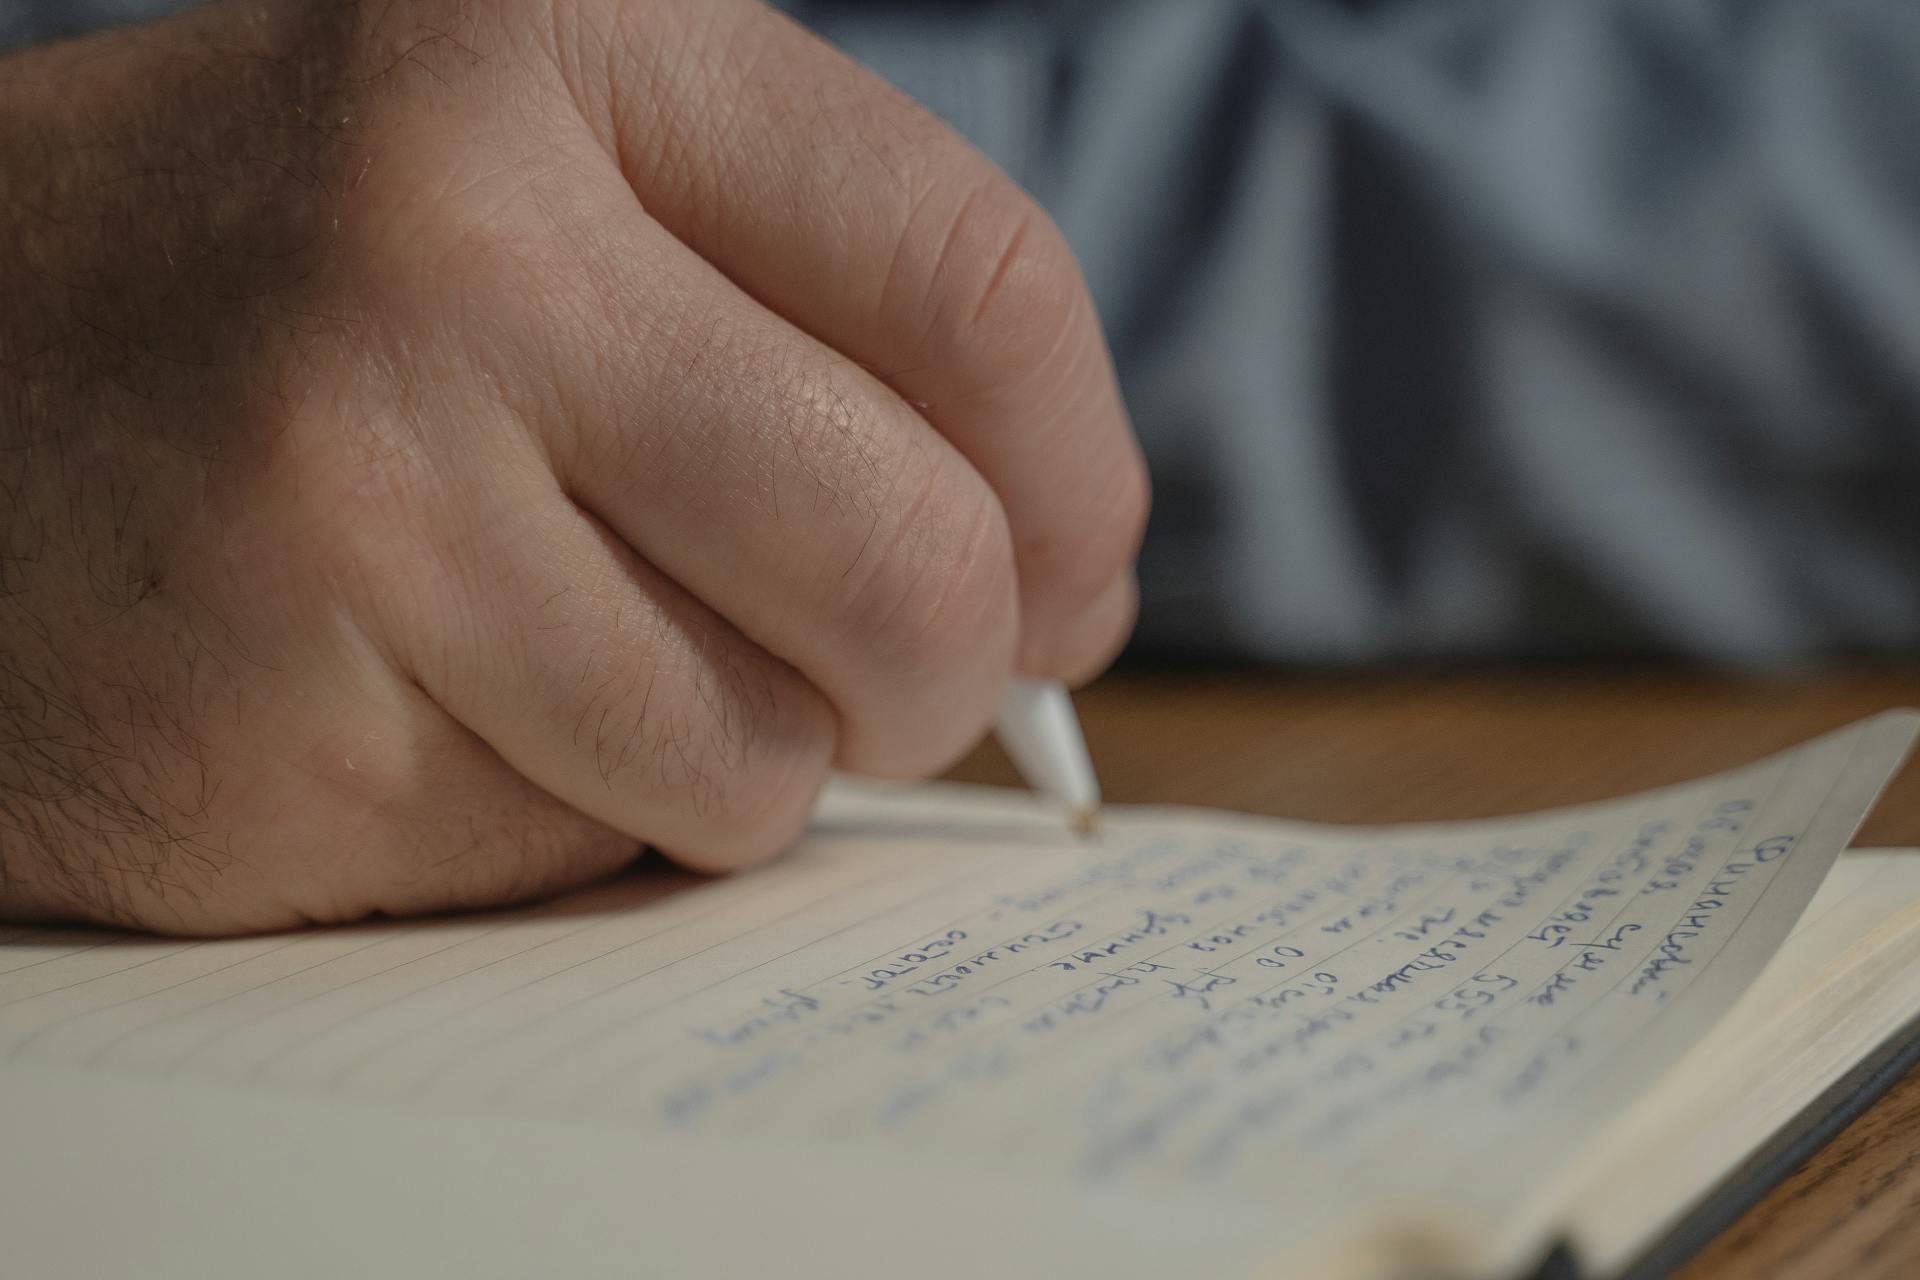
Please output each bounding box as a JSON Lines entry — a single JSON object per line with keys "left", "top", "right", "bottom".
{"left": 0, "top": 0, "right": 1145, "bottom": 933}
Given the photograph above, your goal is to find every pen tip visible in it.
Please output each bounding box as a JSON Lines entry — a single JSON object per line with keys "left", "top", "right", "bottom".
{"left": 1070, "top": 807, "right": 1100, "bottom": 837}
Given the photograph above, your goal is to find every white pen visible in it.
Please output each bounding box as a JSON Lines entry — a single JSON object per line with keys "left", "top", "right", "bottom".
{"left": 995, "top": 677, "right": 1102, "bottom": 834}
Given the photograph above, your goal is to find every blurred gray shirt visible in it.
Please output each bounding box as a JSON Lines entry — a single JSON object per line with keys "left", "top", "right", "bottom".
{"left": 9, "top": 0, "right": 1920, "bottom": 665}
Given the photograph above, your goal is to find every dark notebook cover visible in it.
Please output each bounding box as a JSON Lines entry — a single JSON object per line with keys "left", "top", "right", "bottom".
{"left": 1516, "top": 1006, "right": 1920, "bottom": 1279}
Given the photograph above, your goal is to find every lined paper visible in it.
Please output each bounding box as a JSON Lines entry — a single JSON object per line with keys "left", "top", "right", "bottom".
{"left": 0, "top": 712, "right": 1913, "bottom": 1274}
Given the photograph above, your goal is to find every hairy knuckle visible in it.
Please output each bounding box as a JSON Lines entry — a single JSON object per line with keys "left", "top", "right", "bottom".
{"left": 677, "top": 658, "right": 833, "bottom": 864}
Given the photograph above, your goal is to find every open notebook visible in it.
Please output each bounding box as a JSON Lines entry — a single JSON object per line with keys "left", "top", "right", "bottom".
{"left": 3, "top": 712, "right": 1919, "bottom": 1279}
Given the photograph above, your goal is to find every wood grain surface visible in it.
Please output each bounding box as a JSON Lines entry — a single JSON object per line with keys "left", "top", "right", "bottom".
{"left": 945, "top": 666, "right": 1920, "bottom": 1280}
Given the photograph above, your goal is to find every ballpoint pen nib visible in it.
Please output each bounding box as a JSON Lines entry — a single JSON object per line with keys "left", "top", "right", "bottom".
{"left": 1070, "top": 807, "right": 1101, "bottom": 837}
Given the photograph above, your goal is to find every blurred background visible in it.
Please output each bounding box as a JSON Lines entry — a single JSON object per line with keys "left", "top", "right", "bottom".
{"left": 7, "top": 0, "right": 1920, "bottom": 671}
{"left": 782, "top": 0, "right": 1920, "bottom": 669}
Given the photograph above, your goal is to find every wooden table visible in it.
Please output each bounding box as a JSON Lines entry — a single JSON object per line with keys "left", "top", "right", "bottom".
{"left": 946, "top": 667, "right": 1920, "bottom": 1280}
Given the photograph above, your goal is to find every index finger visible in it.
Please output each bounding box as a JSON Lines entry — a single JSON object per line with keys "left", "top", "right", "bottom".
{"left": 553, "top": 0, "right": 1148, "bottom": 680}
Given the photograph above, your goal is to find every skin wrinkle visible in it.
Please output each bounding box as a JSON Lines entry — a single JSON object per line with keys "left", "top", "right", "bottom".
{"left": 447, "top": 472, "right": 801, "bottom": 856}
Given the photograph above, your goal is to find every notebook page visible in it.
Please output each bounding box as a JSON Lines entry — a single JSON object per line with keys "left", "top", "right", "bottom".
{"left": 1, "top": 712, "right": 1913, "bottom": 1277}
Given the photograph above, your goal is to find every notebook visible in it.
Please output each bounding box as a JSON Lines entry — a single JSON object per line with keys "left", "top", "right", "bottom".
{"left": 2, "top": 711, "right": 1918, "bottom": 1279}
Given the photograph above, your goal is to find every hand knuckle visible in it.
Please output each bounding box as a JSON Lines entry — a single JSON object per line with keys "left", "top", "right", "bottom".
{"left": 851, "top": 480, "right": 1018, "bottom": 682}
{"left": 702, "top": 643, "right": 831, "bottom": 799}
{"left": 938, "top": 181, "right": 1085, "bottom": 375}
{"left": 676, "top": 663, "right": 834, "bottom": 866}
{"left": 343, "top": 129, "right": 570, "bottom": 316}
